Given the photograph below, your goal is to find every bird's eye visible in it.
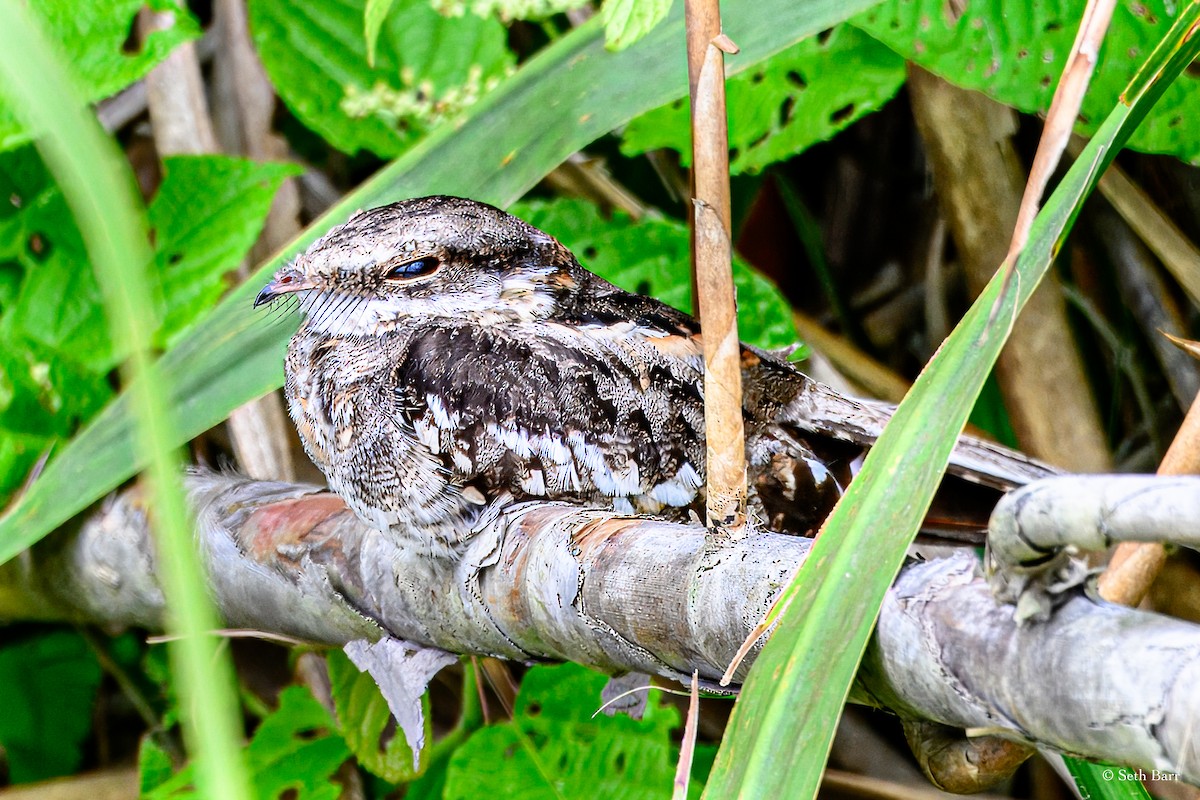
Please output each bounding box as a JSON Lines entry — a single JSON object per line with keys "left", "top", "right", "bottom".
{"left": 384, "top": 256, "right": 441, "bottom": 280}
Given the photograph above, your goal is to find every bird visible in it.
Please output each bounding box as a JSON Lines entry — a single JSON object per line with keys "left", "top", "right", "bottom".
{"left": 255, "top": 195, "right": 1054, "bottom": 555}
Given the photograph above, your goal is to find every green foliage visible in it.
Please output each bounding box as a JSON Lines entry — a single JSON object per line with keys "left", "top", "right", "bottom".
{"left": 855, "top": 0, "right": 1200, "bottom": 163}
{"left": 443, "top": 664, "right": 684, "bottom": 800}
{"left": 0, "top": 630, "right": 102, "bottom": 783}
{"left": 150, "top": 156, "right": 301, "bottom": 346}
{"left": 0, "top": 0, "right": 200, "bottom": 151}
{"left": 511, "top": 198, "right": 802, "bottom": 353}
{"left": 138, "top": 736, "right": 177, "bottom": 796}
{"left": 362, "top": 0, "right": 396, "bottom": 66}
{"left": 0, "top": 150, "right": 296, "bottom": 508}
{"left": 601, "top": 0, "right": 674, "bottom": 51}
{"left": 144, "top": 686, "right": 351, "bottom": 799}
{"left": 327, "top": 649, "right": 428, "bottom": 782}
{"left": 251, "top": 0, "right": 514, "bottom": 158}
{"left": 623, "top": 25, "right": 905, "bottom": 174}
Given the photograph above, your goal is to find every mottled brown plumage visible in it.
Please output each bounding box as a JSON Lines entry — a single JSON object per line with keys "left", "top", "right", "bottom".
{"left": 257, "top": 196, "right": 1053, "bottom": 554}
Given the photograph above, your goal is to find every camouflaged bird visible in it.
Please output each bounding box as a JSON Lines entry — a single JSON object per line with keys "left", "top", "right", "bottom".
{"left": 256, "top": 196, "right": 1053, "bottom": 555}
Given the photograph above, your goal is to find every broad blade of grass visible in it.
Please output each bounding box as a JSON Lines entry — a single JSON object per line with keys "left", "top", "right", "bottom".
{"left": 0, "top": 2, "right": 251, "bottom": 797}
{"left": 0, "top": 0, "right": 885, "bottom": 563}
{"left": 702, "top": 6, "right": 1200, "bottom": 799}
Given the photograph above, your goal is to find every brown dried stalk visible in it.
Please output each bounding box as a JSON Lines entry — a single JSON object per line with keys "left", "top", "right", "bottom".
{"left": 685, "top": 0, "right": 745, "bottom": 529}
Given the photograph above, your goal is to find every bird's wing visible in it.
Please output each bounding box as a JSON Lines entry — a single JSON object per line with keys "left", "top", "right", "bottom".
{"left": 777, "top": 377, "right": 1058, "bottom": 489}
{"left": 391, "top": 321, "right": 708, "bottom": 510}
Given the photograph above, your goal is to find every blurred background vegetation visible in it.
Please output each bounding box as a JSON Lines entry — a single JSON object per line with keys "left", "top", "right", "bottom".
{"left": 1, "top": 0, "right": 1199, "bottom": 797}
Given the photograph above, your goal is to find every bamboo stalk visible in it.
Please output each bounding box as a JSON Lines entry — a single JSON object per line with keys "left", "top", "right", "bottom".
{"left": 685, "top": 0, "right": 745, "bottom": 529}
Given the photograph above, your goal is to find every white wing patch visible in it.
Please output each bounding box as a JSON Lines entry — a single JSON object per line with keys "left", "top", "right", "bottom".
{"left": 416, "top": 391, "right": 703, "bottom": 511}
{"left": 649, "top": 462, "right": 702, "bottom": 507}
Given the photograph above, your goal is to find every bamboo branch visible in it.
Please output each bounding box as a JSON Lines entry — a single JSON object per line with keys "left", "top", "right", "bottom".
{"left": 685, "top": 0, "right": 745, "bottom": 529}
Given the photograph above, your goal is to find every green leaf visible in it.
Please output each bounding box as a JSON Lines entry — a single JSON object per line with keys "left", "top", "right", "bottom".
{"left": 5, "top": 189, "right": 115, "bottom": 371}
{"left": 855, "top": 0, "right": 1200, "bottom": 164}
{"left": 511, "top": 198, "right": 802, "bottom": 352}
{"left": 250, "top": 0, "right": 514, "bottom": 158}
{"left": 149, "top": 155, "right": 301, "bottom": 346}
{"left": 0, "top": 0, "right": 887, "bottom": 571}
{"left": 363, "top": 0, "right": 396, "bottom": 67}
{"left": 0, "top": 0, "right": 200, "bottom": 151}
{"left": 246, "top": 686, "right": 352, "bottom": 800}
{"left": 145, "top": 686, "right": 351, "bottom": 800}
{"left": 601, "top": 0, "right": 674, "bottom": 51}
{"left": 0, "top": 630, "right": 102, "bottom": 783}
{"left": 138, "top": 735, "right": 176, "bottom": 796}
{"left": 444, "top": 664, "right": 680, "bottom": 800}
{"left": 623, "top": 24, "right": 905, "bottom": 173}
{"left": 704, "top": 5, "right": 1200, "bottom": 798}
{"left": 1066, "top": 760, "right": 1155, "bottom": 800}
{"left": 327, "top": 649, "right": 428, "bottom": 783}
{"left": 0, "top": 430, "right": 52, "bottom": 505}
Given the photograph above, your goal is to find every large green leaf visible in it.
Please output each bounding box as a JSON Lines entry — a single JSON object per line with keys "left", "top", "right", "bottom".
{"left": 443, "top": 664, "right": 682, "bottom": 800}
{"left": 703, "top": 5, "right": 1200, "bottom": 798}
{"left": 251, "top": 0, "right": 514, "bottom": 158}
{"left": 623, "top": 24, "right": 906, "bottom": 174}
{"left": 511, "top": 198, "right": 801, "bottom": 351}
{"left": 0, "top": 0, "right": 887, "bottom": 566}
{"left": 0, "top": 0, "right": 200, "bottom": 151}
{"left": 150, "top": 155, "right": 302, "bottom": 346}
{"left": 856, "top": 0, "right": 1200, "bottom": 163}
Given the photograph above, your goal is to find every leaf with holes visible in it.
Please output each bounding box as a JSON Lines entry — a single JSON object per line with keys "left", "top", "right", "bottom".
{"left": 443, "top": 663, "right": 685, "bottom": 800}
{"left": 855, "top": 0, "right": 1200, "bottom": 163}
{"left": 511, "top": 198, "right": 803, "bottom": 353}
{"left": 327, "top": 648, "right": 430, "bottom": 783}
{"left": 0, "top": 146, "right": 113, "bottom": 505}
{"left": 149, "top": 155, "right": 301, "bottom": 347}
{"left": 250, "top": 0, "right": 514, "bottom": 158}
{"left": 622, "top": 25, "right": 905, "bottom": 174}
{"left": 0, "top": 0, "right": 200, "bottom": 151}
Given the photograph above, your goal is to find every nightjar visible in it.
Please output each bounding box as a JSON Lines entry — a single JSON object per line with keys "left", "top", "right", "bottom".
{"left": 256, "top": 196, "right": 1052, "bottom": 555}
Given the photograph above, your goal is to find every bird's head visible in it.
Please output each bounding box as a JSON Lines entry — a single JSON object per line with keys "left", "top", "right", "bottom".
{"left": 255, "top": 196, "right": 581, "bottom": 335}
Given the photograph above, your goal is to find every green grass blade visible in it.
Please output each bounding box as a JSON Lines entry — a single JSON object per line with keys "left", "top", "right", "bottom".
{"left": 0, "top": 3, "right": 251, "bottom": 798}
{"left": 702, "top": 6, "right": 1200, "bottom": 798}
{"left": 1066, "top": 760, "right": 1155, "bottom": 800}
{"left": 0, "top": 0, "right": 886, "bottom": 564}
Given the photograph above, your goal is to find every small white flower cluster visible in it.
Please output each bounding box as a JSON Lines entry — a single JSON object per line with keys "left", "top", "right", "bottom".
{"left": 340, "top": 63, "right": 514, "bottom": 130}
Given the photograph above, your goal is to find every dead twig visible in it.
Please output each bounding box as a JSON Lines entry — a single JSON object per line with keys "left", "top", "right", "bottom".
{"left": 685, "top": 0, "right": 746, "bottom": 529}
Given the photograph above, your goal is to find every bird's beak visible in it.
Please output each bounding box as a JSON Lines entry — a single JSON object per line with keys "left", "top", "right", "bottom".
{"left": 254, "top": 267, "right": 315, "bottom": 308}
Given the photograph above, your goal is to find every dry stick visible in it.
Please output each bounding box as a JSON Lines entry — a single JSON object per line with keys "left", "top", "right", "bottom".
{"left": 672, "top": 671, "right": 700, "bottom": 800}
{"left": 1003, "top": 0, "right": 1117, "bottom": 264}
{"left": 1097, "top": 373, "right": 1200, "bottom": 605}
{"left": 685, "top": 0, "right": 746, "bottom": 529}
